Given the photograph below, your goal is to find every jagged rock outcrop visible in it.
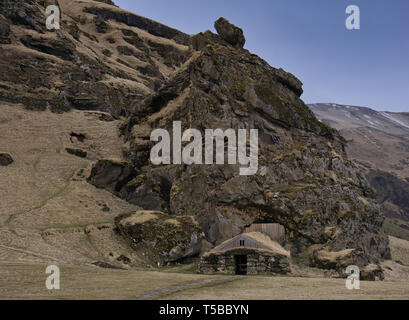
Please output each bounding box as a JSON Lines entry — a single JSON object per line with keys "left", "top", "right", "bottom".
{"left": 115, "top": 210, "right": 204, "bottom": 265}
{"left": 111, "top": 23, "right": 390, "bottom": 273}
{"left": 214, "top": 17, "right": 245, "bottom": 48}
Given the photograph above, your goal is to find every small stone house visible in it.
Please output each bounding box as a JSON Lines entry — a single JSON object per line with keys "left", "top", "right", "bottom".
{"left": 199, "top": 232, "right": 291, "bottom": 275}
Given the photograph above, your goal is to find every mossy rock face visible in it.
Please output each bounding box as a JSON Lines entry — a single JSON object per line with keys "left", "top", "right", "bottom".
{"left": 115, "top": 211, "right": 204, "bottom": 265}
{"left": 229, "top": 78, "right": 247, "bottom": 101}
{"left": 124, "top": 174, "right": 149, "bottom": 192}
{"left": 253, "top": 79, "right": 334, "bottom": 138}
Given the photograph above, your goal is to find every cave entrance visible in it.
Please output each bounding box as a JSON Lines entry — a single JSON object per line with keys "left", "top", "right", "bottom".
{"left": 235, "top": 255, "right": 247, "bottom": 275}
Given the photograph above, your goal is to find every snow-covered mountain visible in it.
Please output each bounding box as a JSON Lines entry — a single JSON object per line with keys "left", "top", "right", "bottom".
{"left": 310, "top": 103, "right": 409, "bottom": 136}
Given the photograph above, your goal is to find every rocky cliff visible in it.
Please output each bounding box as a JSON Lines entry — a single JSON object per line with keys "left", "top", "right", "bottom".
{"left": 0, "top": 0, "right": 190, "bottom": 117}
{"left": 0, "top": 0, "right": 391, "bottom": 275}
{"left": 310, "top": 103, "right": 409, "bottom": 240}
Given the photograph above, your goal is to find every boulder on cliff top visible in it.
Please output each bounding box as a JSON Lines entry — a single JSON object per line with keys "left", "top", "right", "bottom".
{"left": 214, "top": 17, "right": 245, "bottom": 48}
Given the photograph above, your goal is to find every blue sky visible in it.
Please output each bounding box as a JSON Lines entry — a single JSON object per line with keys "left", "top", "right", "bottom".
{"left": 115, "top": 0, "right": 408, "bottom": 112}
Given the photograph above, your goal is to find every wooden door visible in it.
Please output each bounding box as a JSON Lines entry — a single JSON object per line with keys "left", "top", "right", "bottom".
{"left": 235, "top": 255, "right": 247, "bottom": 275}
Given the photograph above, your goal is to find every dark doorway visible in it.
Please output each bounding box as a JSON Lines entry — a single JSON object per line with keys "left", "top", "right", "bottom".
{"left": 235, "top": 255, "right": 247, "bottom": 275}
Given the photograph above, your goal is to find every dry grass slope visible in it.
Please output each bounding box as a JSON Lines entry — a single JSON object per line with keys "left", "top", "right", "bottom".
{"left": 0, "top": 102, "right": 143, "bottom": 267}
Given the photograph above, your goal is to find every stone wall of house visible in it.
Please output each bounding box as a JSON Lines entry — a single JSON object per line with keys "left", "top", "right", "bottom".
{"left": 198, "top": 248, "right": 291, "bottom": 275}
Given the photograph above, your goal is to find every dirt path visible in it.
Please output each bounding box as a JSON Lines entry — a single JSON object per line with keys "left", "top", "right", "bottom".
{"left": 133, "top": 276, "right": 242, "bottom": 300}
{"left": 0, "top": 244, "right": 63, "bottom": 262}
